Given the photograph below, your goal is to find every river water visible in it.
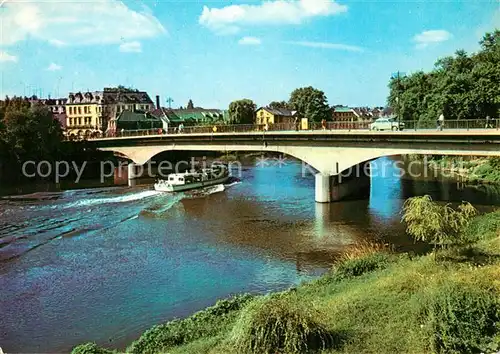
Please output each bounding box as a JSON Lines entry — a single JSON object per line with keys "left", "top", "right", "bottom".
{"left": 1, "top": 157, "right": 499, "bottom": 353}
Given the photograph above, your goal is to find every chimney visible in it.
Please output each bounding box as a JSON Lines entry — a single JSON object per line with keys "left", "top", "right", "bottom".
{"left": 156, "top": 95, "right": 160, "bottom": 109}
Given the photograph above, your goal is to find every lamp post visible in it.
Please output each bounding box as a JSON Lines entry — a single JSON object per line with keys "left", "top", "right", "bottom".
{"left": 391, "top": 71, "right": 406, "bottom": 128}
{"left": 166, "top": 97, "right": 174, "bottom": 109}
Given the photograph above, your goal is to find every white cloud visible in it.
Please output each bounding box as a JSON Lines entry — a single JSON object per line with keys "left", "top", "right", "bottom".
{"left": 47, "top": 62, "right": 62, "bottom": 71}
{"left": 0, "top": 0, "right": 166, "bottom": 46}
{"left": 0, "top": 50, "right": 17, "bottom": 62}
{"left": 413, "top": 30, "right": 452, "bottom": 49}
{"left": 287, "top": 41, "right": 363, "bottom": 52}
{"left": 238, "top": 36, "right": 262, "bottom": 45}
{"left": 199, "top": 0, "right": 347, "bottom": 34}
{"left": 119, "top": 41, "right": 142, "bottom": 52}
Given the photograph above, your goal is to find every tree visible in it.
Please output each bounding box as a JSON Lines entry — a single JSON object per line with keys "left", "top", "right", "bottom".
{"left": 387, "top": 31, "right": 500, "bottom": 122}
{"left": 0, "top": 97, "right": 63, "bottom": 166}
{"left": 187, "top": 99, "right": 194, "bottom": 109}
{"left": 288, "top": 86, "right": 330, "bottom": 122}
{"left": 269, "top": 101, "right": 289, "bottom": 110}
{"left": 401, "top": 195, "right": 477, "bottom": 257}
{"left": 228, "top": 99, "right": 256, "bottom": 124}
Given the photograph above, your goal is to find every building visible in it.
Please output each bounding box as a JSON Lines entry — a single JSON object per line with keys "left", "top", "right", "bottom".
{"left": 332, "top": 106, "right": 360, "bottom": 122}
{"left": 66, "top": 91, "right": 107, "bottom": 138}
{"left": 66, "top": 88, "right": 155, "bottom": 138}
{"left": 169, "top": 108, "right": 227, "bottom": 125}
{"left": 149, "top": 105, "right": 228, "bottom": 127}
{"left": 255, "top": 107, "right": 296, "bottom": 125}
{"left": 102, "top": 88, "right": 155, "bottom": 115}
{"left": 107, "top": 110, "right": 164, "bottom": 135}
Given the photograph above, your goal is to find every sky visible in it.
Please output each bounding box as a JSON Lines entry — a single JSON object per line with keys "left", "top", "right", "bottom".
{"left": 1, "top": 0, "right": 499, "bottom": 108}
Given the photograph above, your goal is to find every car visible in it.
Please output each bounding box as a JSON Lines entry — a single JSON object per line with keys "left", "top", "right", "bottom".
{"left": 369, "top": 117, "right": 405, "bottom": 131}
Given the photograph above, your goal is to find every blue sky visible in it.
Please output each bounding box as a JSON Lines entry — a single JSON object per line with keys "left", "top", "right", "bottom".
{"left": 1, "top": 0, "right": 499, "bottom": 108}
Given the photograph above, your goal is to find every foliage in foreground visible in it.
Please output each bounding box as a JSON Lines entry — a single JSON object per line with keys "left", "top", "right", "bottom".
{"left": 229, "top": 294, "right": 336, "bottom": 354}
{"left": 425, "top": 283, "right": 499, "bottom": 353}
{"left": 127, "top": 294, "right": 254, "bottom": 354}
{"left": 71, "top": 342, "right": 115, "bottom": 354}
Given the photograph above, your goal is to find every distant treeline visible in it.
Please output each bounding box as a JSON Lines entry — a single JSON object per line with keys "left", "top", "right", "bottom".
{"left": 388, "top": 30, "right": 499, "bottom": 122}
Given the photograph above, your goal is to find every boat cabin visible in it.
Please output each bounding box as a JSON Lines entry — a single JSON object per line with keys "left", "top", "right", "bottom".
{"left": 164, "top": 173, "right": 203, "bottom": 185}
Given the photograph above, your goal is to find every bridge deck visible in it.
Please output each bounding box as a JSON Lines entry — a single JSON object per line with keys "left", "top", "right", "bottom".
{"left": 90, "top": 128, "right": 500, "bottom": 142}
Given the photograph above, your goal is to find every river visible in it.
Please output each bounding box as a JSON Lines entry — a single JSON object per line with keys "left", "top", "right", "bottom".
{"left": 1, "top": 157, "right": 499, "bottom": 353}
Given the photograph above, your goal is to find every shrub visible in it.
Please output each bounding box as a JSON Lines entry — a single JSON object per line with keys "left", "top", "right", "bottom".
{"left": 401, "top": 195, "right": 477, "bottom": 252}
{"left": 230, "top": 294, "right": 336, "bottom": 354}
{"left": 426, "top": 284, "right": 499, "bottom": 353}
{"left": 128, "top": 294, "right": 254, "bottom": 354}
{"left": 338, "top": 240, "right": 391, "bottom": 262}
{"left": 334, "top": 252, "right": 390, "bottom": 280}
{"left": 462, "top": 210, "right": 500, "bottom": 243}
{"left": 71, "top": 343, "right": 114, "bottom": 354}
{"left": 472, "top": 161, "right": 500, "bottom": 183}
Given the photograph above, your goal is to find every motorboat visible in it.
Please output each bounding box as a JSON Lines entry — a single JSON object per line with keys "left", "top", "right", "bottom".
{"left": 154, "top": 165, "right": 229, "bottom": 192}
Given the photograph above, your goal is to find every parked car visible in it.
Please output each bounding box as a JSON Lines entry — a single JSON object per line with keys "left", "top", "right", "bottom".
{"left": 369, "top": 117, "right": 405, "bottom": 131}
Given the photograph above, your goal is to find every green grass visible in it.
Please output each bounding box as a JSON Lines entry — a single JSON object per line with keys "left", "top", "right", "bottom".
{"left": 72, "top": 211, "right": 500, "bottom": 354}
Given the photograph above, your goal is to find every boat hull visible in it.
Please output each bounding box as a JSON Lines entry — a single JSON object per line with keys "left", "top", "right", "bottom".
{"left": 154, "top": 175, "right": 230, "bottom": 192}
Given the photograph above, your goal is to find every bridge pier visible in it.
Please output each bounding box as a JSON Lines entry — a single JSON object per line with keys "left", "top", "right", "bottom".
{"left": 315, "top": 162, "right": 371, "bottom": 203}
{"left": 315, "top": 174, "right": 332, "bottom": 203}
{"left": 128, "top": 163, "right": 137, "bottom": 187}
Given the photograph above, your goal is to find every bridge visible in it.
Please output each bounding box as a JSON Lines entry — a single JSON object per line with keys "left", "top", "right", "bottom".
{"left": 88, "top": 127, "right": 500, "bottom": 203}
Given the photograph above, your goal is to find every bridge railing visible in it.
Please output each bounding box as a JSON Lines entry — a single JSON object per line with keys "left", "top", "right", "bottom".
{"left": 66, "top": 118, "right": 499, "bottom": 140}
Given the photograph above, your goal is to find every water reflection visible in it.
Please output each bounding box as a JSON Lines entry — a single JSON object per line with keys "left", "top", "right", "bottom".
{"left": 369, "top": 157, "right": 403, "bottom": 222}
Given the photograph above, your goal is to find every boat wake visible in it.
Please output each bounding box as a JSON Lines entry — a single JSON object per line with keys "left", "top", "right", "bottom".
{"left": 59, "top": 190, "right": 161, "bottom": 209}
{"left": 185, "top": 184, "right": 225, "bottom": 198}
{"left": 224, "top": 180, "right": 241, "bottom": 188}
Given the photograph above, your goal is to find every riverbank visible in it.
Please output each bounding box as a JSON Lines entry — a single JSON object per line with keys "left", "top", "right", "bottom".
{"left": 73, "top": 209, "right": 500, "bottom": 354}
{"left": 406, "top": 155, "right": 500, "bottom": 185}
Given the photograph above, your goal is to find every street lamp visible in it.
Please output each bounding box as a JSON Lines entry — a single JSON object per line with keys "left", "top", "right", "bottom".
{"left": 166, "top": 97, "right": 174, "bottom": 109}
{"left": 391, "top": 71, "right": 406, "bottom": 128}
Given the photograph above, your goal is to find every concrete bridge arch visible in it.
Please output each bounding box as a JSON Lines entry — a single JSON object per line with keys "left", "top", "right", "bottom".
{"left": 93, "top": 130, "right": 500, "bottom": 202}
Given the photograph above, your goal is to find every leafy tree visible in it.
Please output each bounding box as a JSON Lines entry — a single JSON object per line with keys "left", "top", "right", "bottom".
{"left": 269, "top": 101, "right": 290, "bottom": 110}
{"left": 401, "top": 195, "right": 477, "bottom": 257}
{"left": 288, "top": 86, "right": 330, "bottom": 122}
{"left": 388, "top": 30, "right": 500, "bottom": 122}
{"left": 0, "top": 97, "right": 63, "bottom": 181}
{"left": 187, "top": 99, "right": 194, "bottom": 109}
{"left": 228, "top": 99, "right": 256, "bottom": 124}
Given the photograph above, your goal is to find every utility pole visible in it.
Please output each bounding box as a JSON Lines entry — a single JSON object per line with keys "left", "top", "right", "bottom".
{"left": 165, "top": 97, "right": 174, "bottom": 109}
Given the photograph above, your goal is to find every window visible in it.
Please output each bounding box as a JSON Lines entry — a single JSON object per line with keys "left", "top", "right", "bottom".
{"left": 69, "top": 118, "right": 72, "bottom": 125}
{"left": 78, "top": 107, "right": 82, "bottom": 114}
{"left": 78, "top": 117, "right": 82, "bottom": 125}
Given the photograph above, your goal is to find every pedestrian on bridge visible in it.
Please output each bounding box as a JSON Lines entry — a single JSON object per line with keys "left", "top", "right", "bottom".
{"left": 437, "top": 113, "right": 445, "bottom": 131}
{"left": 485, "top": 115, "right": 493, "bottom": 129}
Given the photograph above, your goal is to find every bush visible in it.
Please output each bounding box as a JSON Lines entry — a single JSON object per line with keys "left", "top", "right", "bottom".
{"left": 401, "top": 195, "right": 477, "bottom": 252}
{"left": 426, "top": 284, "right": 499, "bottom": 353}
{"left": 230, "top": 294, "right": 336, "bottom": 354}
{"left": 71, "top": 343, "right": 114, "bottom": 354}
{"left": 462, "top": 210, "right": 500, "bottom": 243}
{"left": 472, "top": 161, "right": 500, "bottom": 183}
{"left": 334, "top": 252, "right": 390, "bottom": 279}
{"left": 128, "top": 294, "right": 254, "bottom": 354}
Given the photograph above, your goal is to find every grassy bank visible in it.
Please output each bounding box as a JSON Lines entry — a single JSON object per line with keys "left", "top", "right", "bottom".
{"left": 406, "top": 155, "right": 500, "bottom": 184}
{"left": 73, "top": 210, "right": 500, "bottom": 354}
